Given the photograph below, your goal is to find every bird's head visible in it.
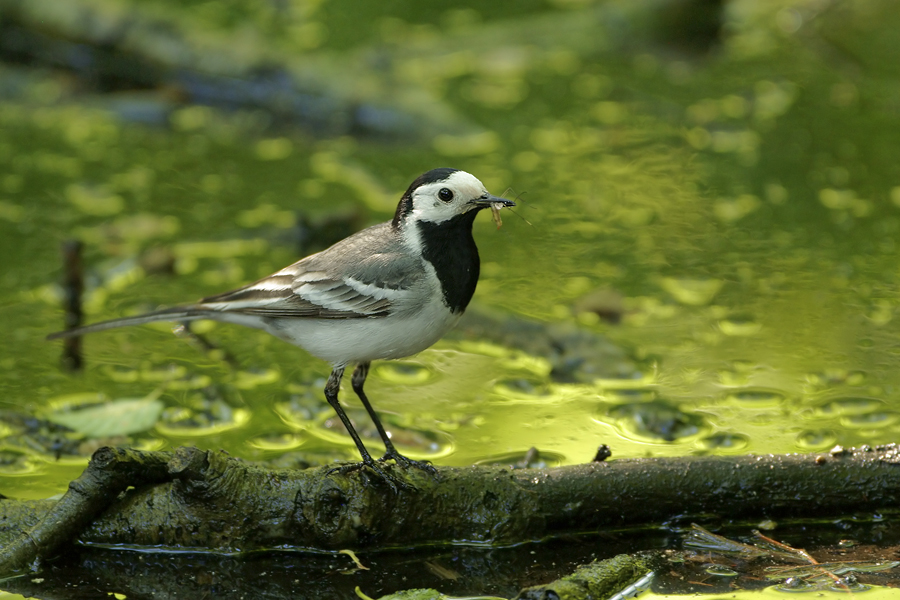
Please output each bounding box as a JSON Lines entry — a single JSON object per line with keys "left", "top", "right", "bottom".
{"left": 392, "top": 168, "right": 514, "bottom": 227}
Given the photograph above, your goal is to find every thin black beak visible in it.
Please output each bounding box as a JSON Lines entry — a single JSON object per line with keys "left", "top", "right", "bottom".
{"left": 469, "top": 194, "right": 515, "bottom": 208}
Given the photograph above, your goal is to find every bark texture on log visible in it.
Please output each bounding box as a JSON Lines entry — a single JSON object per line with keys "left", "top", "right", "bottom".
{"left": 2, "top": 444, "right": 899, "bottom": 575}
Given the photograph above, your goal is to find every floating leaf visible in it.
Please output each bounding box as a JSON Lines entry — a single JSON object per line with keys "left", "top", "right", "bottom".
{"left": 46, "top": 397, "right": 164, "bottom": 438}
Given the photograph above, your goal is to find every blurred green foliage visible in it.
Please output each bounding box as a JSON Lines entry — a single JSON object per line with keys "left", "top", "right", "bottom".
{"left": 1, "top": 0, "right": 900, "bottom": 497}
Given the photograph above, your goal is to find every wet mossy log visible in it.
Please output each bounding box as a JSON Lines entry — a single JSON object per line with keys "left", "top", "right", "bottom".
{"left": 514, "top": 554, "right": 651, "bottom": 600}
{"left": 2, "top": 444, "right": 900, "bottom": 574}
{"left": 368, "top": 554, "right": 651, "bottom": 600}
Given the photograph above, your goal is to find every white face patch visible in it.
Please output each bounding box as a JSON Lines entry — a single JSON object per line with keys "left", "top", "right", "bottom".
{"left": 408, "top": 171, "right": 490, "bottom": 225}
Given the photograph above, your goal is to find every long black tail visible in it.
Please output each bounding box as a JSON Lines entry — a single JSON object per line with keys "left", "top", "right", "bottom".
{"left": 46, "top": 306, "right": 212, "bottom": 340}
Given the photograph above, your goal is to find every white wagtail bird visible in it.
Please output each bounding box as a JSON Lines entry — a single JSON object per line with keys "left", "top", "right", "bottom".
{"left": 49, "top": 168, "right": 515, "bottom": 488}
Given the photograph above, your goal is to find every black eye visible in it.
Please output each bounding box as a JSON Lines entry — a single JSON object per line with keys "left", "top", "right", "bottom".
{"left": 438, "top": 188, "right": 453, "bottom": 202}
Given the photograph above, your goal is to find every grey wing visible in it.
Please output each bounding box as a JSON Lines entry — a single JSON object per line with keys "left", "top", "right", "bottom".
{"left": 199, "top": 231, "right": 422, "bottom": 319}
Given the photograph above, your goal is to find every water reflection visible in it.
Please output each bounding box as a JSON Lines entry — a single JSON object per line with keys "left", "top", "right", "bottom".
{"left": 696, "top": 432, "right": 749, "bottom": 452}
{"left": 313, "top": 408, "right": 453, "bottom": 461}
{"left": 1, "top": 0, "right": 899, "bottom": 498}
{"left": 795, "top": 429, "right": 837, "bottom": 450}
{"left": 604, "top": 400, "right": 706, "bottom": 443}
{"left": 372, "top": 361, "right": 435, "bottom": 385}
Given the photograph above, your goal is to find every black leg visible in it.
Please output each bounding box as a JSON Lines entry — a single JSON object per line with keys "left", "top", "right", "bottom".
{"left": 351, "top": 362, "right": 437, "bottom": 475}
{"left": 323, "top": 366, "right": 375, "bottom": 464}
{"left": 323, "top": 367, "right": 415, "bottom": 492}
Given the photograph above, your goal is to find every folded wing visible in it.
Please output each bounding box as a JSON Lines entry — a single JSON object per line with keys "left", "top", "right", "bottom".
{"left": 200, "top": 228, "right": 422, "bottom": 320}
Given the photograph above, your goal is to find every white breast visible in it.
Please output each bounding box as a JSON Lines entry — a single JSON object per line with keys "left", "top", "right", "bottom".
{"left": 262, "top": 291, "right": 461, "bottom": 366}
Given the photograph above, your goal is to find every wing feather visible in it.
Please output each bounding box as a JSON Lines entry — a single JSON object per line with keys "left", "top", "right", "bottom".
{"left": 198, "top": 224, "right": 422, "bottom": 319}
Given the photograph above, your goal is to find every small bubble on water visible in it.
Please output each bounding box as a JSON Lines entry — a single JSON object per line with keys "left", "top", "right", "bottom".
{"left": 842, "top": 411, "right": 898, "bottom": 429}
{"left": 475, "top": 449, "right": 565, "bottom": 469}
{"left": 373, "top": 361, "right": 434, "bottom": 385}
{"left": 247, "top": 433, "right": 306, "bottom": 451}
{"left": 697, "top": 432, "right": 748, "bottom": 450}
{"left": 704, "top": 564, "right": 738, "bottom": 577}
{"left": 795, "top": 429, "right": 837, "bottom": 450}
{"left": 746, "top": 411, "right": 781, "bottom": 426}
{"left": 718, "top": 315, "right": 762, "bottom": 336}
{"left": 814, "top": 396, "right": 884, "bottom": 418}
{"left": 717, "top": 360, "right": 757, "bottom": 386}
{"left": 493, "top": 378, "right": 549, "bottom": 398}
{"left": 805, "top": 369, "right": 866, "bottom": 389}
{"left": 776, "top": 577, "right": 813, "bottom": 591}
{"left": 659, "top": 277, "right": 723, "bottom": 306}
{"left": 602, "top": 387, "right": 657, "bottom": 404}
{"left": 157, "top": 404, "right": 250, "bottom": 436}
{"left": 724, "top": 388, "right": 785, "bottom": 406}
{"left": 830, "top": 575, "right": 868, "bottom": 592}
{"left": 865, "top": 300, "right": 892, "bottom": 326}
{"left": 607, "top": 401, "right": 706, "bottom": 442}
{"left": 0, "top": 448, "right": 38, "bottom": 475}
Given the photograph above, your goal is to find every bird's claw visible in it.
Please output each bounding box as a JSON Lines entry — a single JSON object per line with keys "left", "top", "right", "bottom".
{"left": 326, "top": 459, "right": 417, "bottom": 493}
{"left": 378, "top": 450, "right": 438, "bottom": 475}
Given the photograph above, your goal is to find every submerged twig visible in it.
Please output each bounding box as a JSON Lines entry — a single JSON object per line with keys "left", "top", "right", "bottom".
{"left": 60, "top": 239, "right": 84, "bottom": 371}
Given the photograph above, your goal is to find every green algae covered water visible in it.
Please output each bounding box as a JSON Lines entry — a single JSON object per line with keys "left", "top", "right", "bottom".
{"left": 3, "top": 1, "right": 900, "bottom": 597}
{"left": 0, "top": 0, "right": 898, "bottom": 511}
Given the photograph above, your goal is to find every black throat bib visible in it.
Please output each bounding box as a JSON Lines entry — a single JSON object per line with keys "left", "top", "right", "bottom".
{"left": 416, "top": 210, "right": 482, "bottom": 314}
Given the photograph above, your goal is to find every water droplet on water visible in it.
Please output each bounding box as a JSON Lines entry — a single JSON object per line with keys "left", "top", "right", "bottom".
{"left": 724, "top": 388, "right": 785, "bottom": 406}
{"left": 718, "top": 314, "right": 762, "bottom": 336}
{"left": 717, "top": 360, "right": 758, "bottom": 386}
{"left": 865, "top": 299, "right": 893, "bottom": 326}
{"left": 45, "top": 392, "right": 107, "bottom": 411}
{"left": 776, "top": 577, "right": 813, "bottom": 592}
{"left": 234, "top": 368, "right": 281, "bottom": 389}
{"left": 493, "top": 378, "right": 549, "bottom": 399}
{"left": 796, "top": 429, "right": 837, "bottom": 450}
{"left": 593, "top": 368, "right": 658, "bottom": 390}
{"left": 830, "top": 577, "right": 868, "bottom": 592}
{"left": 697, "top": 432, "right": 748, "bottom": 450}
{"left": 475, "top": 449, "right": 565, "bottom": 469}
{"left": 601, "top": 387, "right": 657, "bottom": 404}
{"left": 247, "top": 433, "right": 306, "bottom": 451}
{"left": 659, "top": 277, "right": 724, "bottom": 306}
{"left": 606, "top": 401, "right": 706, "bottom": 442}
{"left": 805, "top": 369, "right": 866, "bottom": 389}
{"left": 102, "top": 364, "right": 190, "bottom": 383}
{"left": 704, "top": 564, "right": 738, "bottom": 577}
{"left": 842, "top": 411, "right": 898, "bottom": 429}
{"left": 0, "top": 448, "right": 39, "bottom": 474}
{"left": 313, "top": 410, "right": 453, "bottom": 460}
{"left": 373, "top": 361, "right": 434, "bottom": 385}
{"left": 746, "top": 411, "right": 782, "bottom": 426}
{"left": 813, "top": 396, "right": 884, "bottom": 418}
{"left": 157, "top": 402, "right": 249, "bottom": 436}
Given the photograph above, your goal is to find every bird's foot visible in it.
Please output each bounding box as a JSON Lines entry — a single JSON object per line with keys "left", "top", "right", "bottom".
{"left": 326, "top": 458, "right": 417, "bottom": 493}
{"left": 378, "top": 449, "right": 438, "bottom": 476}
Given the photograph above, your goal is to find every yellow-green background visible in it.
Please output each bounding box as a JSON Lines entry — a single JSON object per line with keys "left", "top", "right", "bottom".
{"left": 1, "top": 0, "right": 899, "bottom": 511}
